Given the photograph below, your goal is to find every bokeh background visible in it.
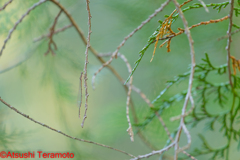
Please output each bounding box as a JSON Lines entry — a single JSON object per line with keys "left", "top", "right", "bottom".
{"left": 0, "top": 0, "right": 239, "bottom": 159}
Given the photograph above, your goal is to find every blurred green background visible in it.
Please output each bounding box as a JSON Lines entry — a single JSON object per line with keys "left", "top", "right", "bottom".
{"left": 0, "top": 0, "right": 239, "bottom": 159}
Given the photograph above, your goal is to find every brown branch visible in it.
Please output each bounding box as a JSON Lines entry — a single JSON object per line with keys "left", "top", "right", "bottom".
{"left": 92, "top": 0, "right": 172, "bottom": 88}
{"left": 34, "top": 24, "right": 73, "bottom": 42}
{"left": 0, "top": 0, "right": 47, "bottom": 56}
{"left": 45, "top": 9, "right": 62, "bottom": 55}
{"left": 226, "top": 0, "right": 234, "bottom": 88}
{"left": 0, "top": 0, "right": 13, "bottom": 11}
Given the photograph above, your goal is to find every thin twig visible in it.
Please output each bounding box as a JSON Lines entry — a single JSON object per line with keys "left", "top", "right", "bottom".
{"left": 130, "top": 143, "right": 175, "bottom": 160}
{"left": 226, "top": 0, "right": 234, "bottom": 89}
{"left": 156, "top": 113, "right": 174, "bottom": 142}
{"left": 92, "top": 0, "right": 171, "bottom": 89}
{"left": 98, "top": 52, "right": 158, "bottom": 146}
{"left": 0, "top": 0, "right": 13, "bottom": 11}
{"left": 172, "top": 0, "right": 195, "bottom": 159}
{"left": 118, "top": 53, "right": 134, "bottom": 141}
{"left": 78, "top": 72, "right": 83, "bottom": 118}
{"left": 156, "top": 113, "right": 197, "bottom": 160}
{"left": 130, "top": 85, "right": 153, "bottom": 107}
{"left": 218, "top": 27, "right": 240, "bottom": 40}
{"left": 170, "top": 95, "right": 194, "bottom": 121}
{"left": 0, "top": 0, "right": 47, "bottom": 56}
{"left": 45, "top": 9, "right": 62, "bottom": 55}
{"left": 98, "top": 53, "right": 153, "bottom": 107}
{"left": 0, "top": 97, "right": 136, "bottom": 158}
{"left": 34, "top": 24, "right": 73, "bottom": 42}
{"left": 177, "top": 123, "right": 191, "bottom": 153}
{"left": 81, "top": 0, "right": 92, "bottom": 128}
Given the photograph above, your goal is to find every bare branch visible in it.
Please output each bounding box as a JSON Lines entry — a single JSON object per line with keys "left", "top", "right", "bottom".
{"left": 34, "top": 24, "right": 72, "bottom": 42}
{"left": 0, "top": 97, "right": 136, "bottom": 158}
{"left": 0, "top": 0, "right": 47, "bottom": 56}
{"left": 0, "top": 0, "right": 13, "bottom": 11}
{"left": 226, "top": 0, "right": 234, "bottom": 88}
{"left": 92, "top": 0, "right": 171, "bottom": 89}
{"left": 81, "top": 0, "right": 92, "bottom": 128}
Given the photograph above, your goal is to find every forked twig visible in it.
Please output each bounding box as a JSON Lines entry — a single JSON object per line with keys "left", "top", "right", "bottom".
{"left": 156, "top": 113, "right": 197, "bottom": 160}
{"left": 34, "top": 24, "right": 73, "bottom": 42}
{"left": 170, "top": 94, "right": 194, "bottom": 121}
{"left": 45, "top": 9, "right": 62, "bottom": 55}
{"left": 218, "top": 27, "right": 240, "bottom": 40}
